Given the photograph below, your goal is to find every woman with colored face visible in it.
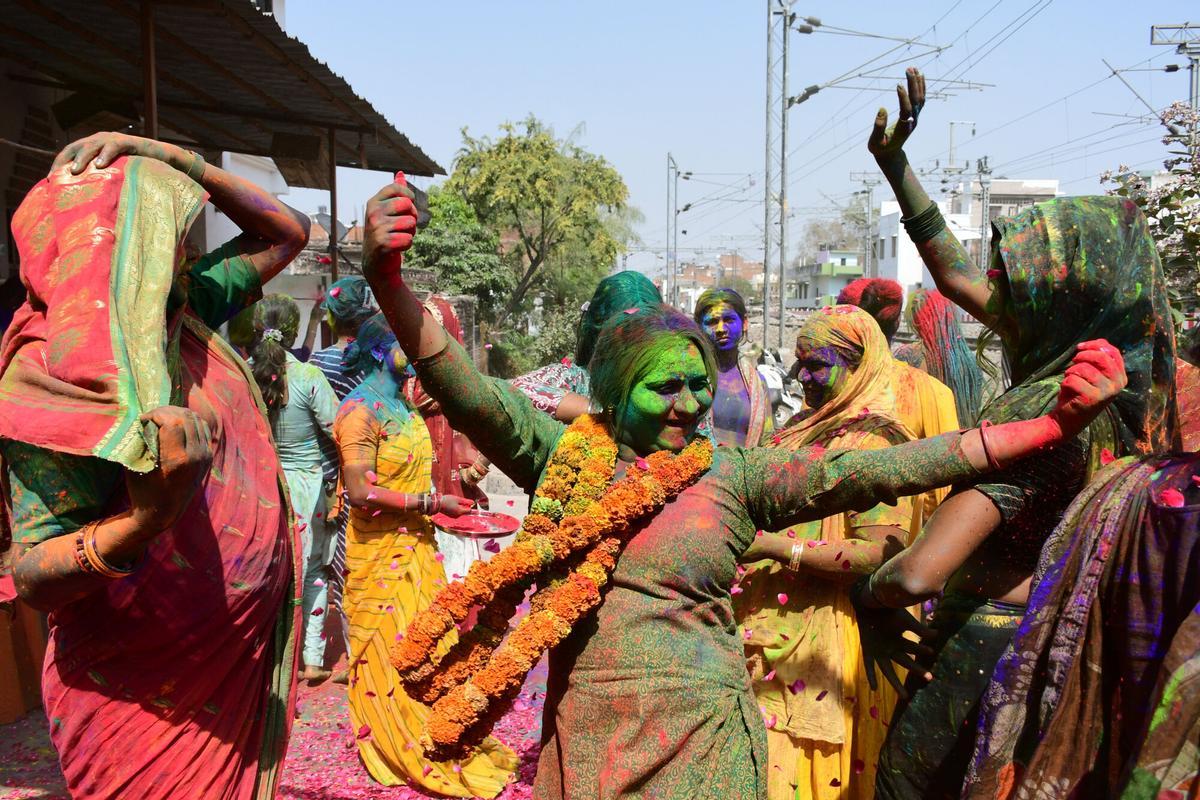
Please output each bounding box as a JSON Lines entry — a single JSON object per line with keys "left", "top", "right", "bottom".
{"left": 737, "top": 306, "right": 920, "bottom": 799}
{"left": 329, "top": 313, "right": 517, "bottom": 796}
{"left": 357, "top": 175, "right": 1128, "bottom": 800}
{"left": 862, "top": 67, "right": 1178, "bottom": 800}
{"left": 694, "top": 288, "right": 773, "bottom": 447}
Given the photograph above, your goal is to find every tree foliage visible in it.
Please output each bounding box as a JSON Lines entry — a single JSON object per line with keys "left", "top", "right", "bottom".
{"left": 447, "top": 115, "right": 631, "bottom": 315}
{"left": 1102, "top": 102, "right": 1200, "bottom": 328}
{"left": 405, "top": 186, "right": 512, "bottom": 323}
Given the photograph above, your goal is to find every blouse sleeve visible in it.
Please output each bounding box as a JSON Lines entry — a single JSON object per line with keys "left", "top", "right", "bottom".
{"left": 1, "top": 441, "right": 122, "bottom": 545}
{"left": 334, "top": 403, "right": 381, "bottom": 469}
{"left": 739, "top": 431, "right": 980, "bottom": 536}
{"left": 185, "top": 237, "right": 264, "bottom": 330}
{"left": 509, "top": 362, "right": 589, "bottom": 418}
{"left": 413, "top": 339, "right": 565, "bottom": 492}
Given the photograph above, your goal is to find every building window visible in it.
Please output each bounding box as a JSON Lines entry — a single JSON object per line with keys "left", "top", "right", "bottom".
{"left": 840, "top": 257, "right": 846, "bottom": 266}
{"left": 891, "top": 235, "right": 897, "bottom": 258}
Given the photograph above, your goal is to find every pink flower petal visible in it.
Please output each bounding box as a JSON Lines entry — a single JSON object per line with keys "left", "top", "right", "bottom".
{"left": 777, "top": 593, "right": 789, "bottom": 605}
{"left": 355, "top": 723, "right": 371, "bottom": 739}
{"left": 365, "top": 470, "right": 378, "bottom": 484}
{"left": 1100, "top": 447, "right": 1116, "bottom": 465}
{"left": 986, "top": 268, "right": 1002, "bottom": 279}
{"left": 764, "top": 669, "right": 776, "bottom": 681}
{"left": 789, "top": 678, "right": 806, "bottom": 694}
{"left": 730, "top": 585, "right": 743, "bottom": 595}
{"left": 815, "top": 689, "right": 828, "bottom": 701}
{"left": 329, "top": 286, "right": 342, "bottom": 298}
{"left": 635, "top": 457, "right": 649, "bottom": 470}
{"left": 623, "top": 308, "right": 639, "bottom": 315}
{"left": 853, "top": 758, "right": 866, "bottom": 774}
{"left": 434, "top": 552, "right": 445, "bottom": 562}
{"left": 483, "top": 539, "right": 501, "bottom": 554}
{"left": 310, "top": 607, "right": 324, "bottom": 616}
{"left": 869, "top": 705, "right": 879, "bottom": 719}
{"left": 484, "top": 342, "right": 493, "bottom": 350}
{"left": 1160, "top": 488, "right": 1186, "bottom": 508}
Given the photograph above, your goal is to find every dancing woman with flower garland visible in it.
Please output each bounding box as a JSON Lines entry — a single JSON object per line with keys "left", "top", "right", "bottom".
{"left": 360, "top": 174, "right": 1130, "bottom": 800}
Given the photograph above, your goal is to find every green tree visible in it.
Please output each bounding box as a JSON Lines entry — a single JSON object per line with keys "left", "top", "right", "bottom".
{"left": 404, "top": 186, "right": 512, "bottom": 323}
{"left": 448, "top": 116, "right": 631, "bottom": 315}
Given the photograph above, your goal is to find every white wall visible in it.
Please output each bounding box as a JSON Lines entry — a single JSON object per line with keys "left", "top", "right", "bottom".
{"left": 876, "top": 199, "right": 980, "bottom": 307}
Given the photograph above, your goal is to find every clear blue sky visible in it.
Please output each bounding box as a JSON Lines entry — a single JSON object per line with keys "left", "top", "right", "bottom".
{"left": 284, "top": 1, "right": 1194, "bottom": 276}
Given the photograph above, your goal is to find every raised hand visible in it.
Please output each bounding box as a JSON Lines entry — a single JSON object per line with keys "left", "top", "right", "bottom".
{"left": 867, "top": 67, "right": 926, "bottom": 164}
{"left": 1049, "top": 339, "right": 1128, "bottom": 438}
{"left": 362, "top": 173, "right": 418, "bottom": 287}
{"left": 51, "top": 132, "right": 176, "bottom": 175}
{"left": 125, "top": 406, "right": 214, "bottom": 538}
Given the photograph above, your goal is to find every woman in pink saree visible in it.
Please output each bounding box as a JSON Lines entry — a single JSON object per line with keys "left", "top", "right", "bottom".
{"left": 0, "top": 133, "right": 310, "bottom": 799}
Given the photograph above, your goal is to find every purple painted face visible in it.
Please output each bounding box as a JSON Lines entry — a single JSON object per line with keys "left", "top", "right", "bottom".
{"left": 793, "top": 342, "right": 855, "bottom": 409}
{"left": 700, "top": 302, "right": 744, "bottom": 353}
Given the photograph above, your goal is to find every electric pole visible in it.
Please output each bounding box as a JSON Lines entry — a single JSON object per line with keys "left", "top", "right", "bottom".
{"left": 977, "top": 156, "right": 993, "bottom": 266}
{"left": 1151, "top": 23, "right": 1200, "bottom": 158}
{"left": 849, "top": 171, "right": 882, "bottom": 277}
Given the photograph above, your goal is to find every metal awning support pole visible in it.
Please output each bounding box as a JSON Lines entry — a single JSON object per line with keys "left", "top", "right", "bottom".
{"left": 328, "top": 126, "right": 339, "bottom": 283}
{"left": 140, "top": 0, "right": 158, "bottom": 138}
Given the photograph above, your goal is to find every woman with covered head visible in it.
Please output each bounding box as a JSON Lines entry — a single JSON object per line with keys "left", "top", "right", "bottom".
{"left": 856, "top": 67, "right": 1179, "bottom": 799}
{"left": 0, "top": 132, "right": 310, "bottom": 798}
{"left": 693, "top": 287, "right": 773, "bottom": 446}
{"left": 510, "top": 269, "right": 662, "bottom": 421}
{"left": 309, "top": 275, "right": 378, "bottom": 400}
{"left": 736, "top": 305, "right": 919, "bottom": 799}
{"left": 330, "top": 312, "right": 516, "bottom": 796}
{"left": 353, "top": 174, "right": 1128, "bottom": 799}
{"left": 249, "top": 294, "right": 340, "bottom": 683}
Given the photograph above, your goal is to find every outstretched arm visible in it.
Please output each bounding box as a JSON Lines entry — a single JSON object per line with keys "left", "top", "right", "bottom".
{"left": 870, "top": 69, "right": 1009, "bottom": 336}
{"left": 748, "top": 341, "right": 1126, "bottom": 534}
{"left": 53, "top": 132, "right": 310, "bottom": 286}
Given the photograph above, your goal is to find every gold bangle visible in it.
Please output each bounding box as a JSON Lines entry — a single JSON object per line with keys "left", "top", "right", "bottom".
{"left": 786, "top": 542, "right": 804, "bottom": 572}
{"left": 82, "top": 524, "right": 137, "bottom": 579}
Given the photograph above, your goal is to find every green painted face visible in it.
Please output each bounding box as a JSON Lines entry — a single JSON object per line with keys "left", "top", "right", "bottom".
{"left": 615, "top": 342, "right": 713, "bottom": 455}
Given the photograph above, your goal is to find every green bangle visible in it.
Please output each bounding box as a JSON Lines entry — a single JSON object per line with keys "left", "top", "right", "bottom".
{"left": 185, "top": 151, "right": 206, "bottom": 182}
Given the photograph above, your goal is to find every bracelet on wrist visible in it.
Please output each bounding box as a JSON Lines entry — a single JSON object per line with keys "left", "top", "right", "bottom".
{"left": 901, "top": 201, "right": 946, "bottom": 244}
{"left": 978, "top": 420, "right": 1004, "bottom": 471}
{"left": 786, "top": 542, "right": 804, "bottom": 573}
{"left": 80, "top": 522, "right": 138, "bottom": 579}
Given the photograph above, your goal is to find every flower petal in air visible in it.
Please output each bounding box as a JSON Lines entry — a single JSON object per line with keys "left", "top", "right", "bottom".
{"left": 777, "top": 593, "right": 789, "bottom": 605}
{"left": 1100, "top": 448, "right": 1116, "bottom": 465}
{"left": 1160, "top": 488, "right": 1186, "bottom": 508}
{"left": 329, "top": 287, "right": 342, "bottom": 298}
{"left": 483, "top": 539, "right": 501, "bottom": 554}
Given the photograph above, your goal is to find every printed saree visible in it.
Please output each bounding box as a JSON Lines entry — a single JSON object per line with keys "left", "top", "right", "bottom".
{"left": 334, "top": 378, "right": 517, "bottom": 797}
{"left": 0, "top": 157, "right": 300, "bottom": 799}
{"left": 742, "top": 306, "right": 916, "bottom": 800}
{"left": 964, "top": 454, "right": 1200, "bottom": 800}
{"left": 876, "top": 196, "right": 1179, "bottom": 800}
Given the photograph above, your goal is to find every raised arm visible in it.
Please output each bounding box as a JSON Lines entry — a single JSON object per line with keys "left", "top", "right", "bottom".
{"left": 870, "top": 69, "right": 1009, "bottom": 336}
{"left": 360, "top": 177, "right": 563, "bottom": 490}
{"left": 53, "top": 132, "right": 310, "bottom": 286}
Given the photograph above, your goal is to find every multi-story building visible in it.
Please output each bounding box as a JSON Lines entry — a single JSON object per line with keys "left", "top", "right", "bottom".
{"left": 789, "top": 249, "right": 864, "bottom": 310}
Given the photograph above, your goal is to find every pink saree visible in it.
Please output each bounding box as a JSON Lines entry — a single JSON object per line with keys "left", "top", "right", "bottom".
{"left": 0, "top": 157, "right": 300, "bottom": 799}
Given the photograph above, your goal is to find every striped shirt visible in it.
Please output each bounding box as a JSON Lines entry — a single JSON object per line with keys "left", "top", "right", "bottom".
{"left": 308, "top": 345, "right": 364, "bottom": 401}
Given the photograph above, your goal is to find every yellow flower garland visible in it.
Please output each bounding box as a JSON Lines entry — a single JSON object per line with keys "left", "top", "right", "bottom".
{"left": 389, "top": 414, "right": 713, "bottom": 759}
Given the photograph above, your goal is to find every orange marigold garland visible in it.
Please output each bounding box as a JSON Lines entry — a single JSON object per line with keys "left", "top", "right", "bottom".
{"left": 413, "top": 428, "right": 714, "bottom": 760}
{"left": 390, "top": 414, "right": 617, "bottom": 683}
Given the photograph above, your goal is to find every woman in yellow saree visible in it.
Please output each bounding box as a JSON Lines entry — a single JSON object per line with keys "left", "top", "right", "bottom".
{"left": 332, "top": 314, "right": 517, "bottom": 797}
{"left": 737, "top": 305, "right": 917, "bottom": 800}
